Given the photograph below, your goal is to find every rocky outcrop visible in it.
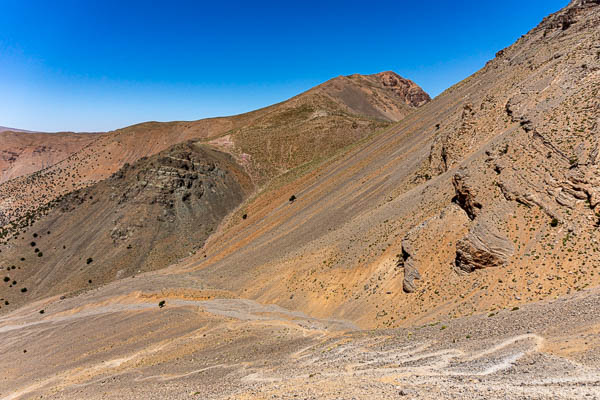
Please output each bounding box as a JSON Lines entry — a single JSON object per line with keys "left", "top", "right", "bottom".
{"left": 452, "top": 171, "right": 482, "bottom": 220}
{"left": 455, "top": 220, "right": 514, "bottom": 272}
{"left": 376, "top": 71, "right": 431, "bottom": 107}
{"left": 428, "top": 103, "right": 480, "bottom": 175}
{"left": 399, "top": 239, "right": 421, "bottom": 293}
{"left": 322, "top": 71, "right": 430, "bottom": 123}
{"left": 543, "top": 0, "right": 600, "bottom": 31}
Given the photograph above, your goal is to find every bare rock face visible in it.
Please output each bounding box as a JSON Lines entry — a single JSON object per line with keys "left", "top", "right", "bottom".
{"left": 543, "top": 0, "right": 600, "bottom": 30}
{"left": 321, "top": 71, "right": 431, "bottom": 123}
{"left": 399, "top": 238, "right": 421, "bottom": 293}
{"left": 428, "top": 102, "right": 481, "bottom": 174}
{"left": 452, "top": 171, "right": 513, "bottom": 272}
{"left": 452, "top": 171, "right": 482, "bottom": 220}
{"left": 455, "top": 220, "right": 514, "bottom": 272}
{"left": 376, "top": 71, "right": 431, "bottom": 107}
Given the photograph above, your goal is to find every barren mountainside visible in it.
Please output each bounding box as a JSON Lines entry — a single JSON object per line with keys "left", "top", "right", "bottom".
{"left": 0, "top": 71, "right": 428, "bottom": 226}
{"left": 187, "top": 0, "right": 600, "bottom": 329}
{"left": 0, "top": 130, "right": 99, "bottom": 183}
{"left": 1, "top": 2, "right": 600, "bottom": 399}
{"left": 0, "top": 142, "right": 252, "bottom": 310}
{"left": 0, "top": 72, "right": 428, "bottom": 313}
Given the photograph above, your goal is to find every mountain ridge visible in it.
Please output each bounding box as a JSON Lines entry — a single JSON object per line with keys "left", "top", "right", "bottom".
{"left": 0, "top": 71, "right": 429, "bottom": 312}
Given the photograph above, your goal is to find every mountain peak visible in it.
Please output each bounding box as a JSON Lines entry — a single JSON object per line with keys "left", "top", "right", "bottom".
{"left": 316, "top": 71, "right": 430, "bottom": 121}
{"left": 369, "top": 71, "right": 431, "bottom": 107}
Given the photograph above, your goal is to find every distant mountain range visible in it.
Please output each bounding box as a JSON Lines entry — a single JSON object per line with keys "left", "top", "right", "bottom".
{"left": 0, "top": 125, "right": 36, "bottom": 133}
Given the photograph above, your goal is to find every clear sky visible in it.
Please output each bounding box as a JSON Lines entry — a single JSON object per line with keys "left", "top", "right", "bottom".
{"left": 0, "top": 0, "right": 569, "bottom": 132}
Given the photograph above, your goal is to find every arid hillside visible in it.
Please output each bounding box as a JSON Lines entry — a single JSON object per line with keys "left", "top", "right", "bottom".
{"left": 2, "top": 2, "right": 600, "bottom": 399}
{"left": 0, "top": 72, "right": 428, "bottom": 312}
{"left": 0, "top": 71, "right": 428, "bottom": 226}
{"left": 0, "top": 142, "right": 253, "bottom": 311}
{"left": 187, "top": 0, "right": 600, "bottom": 329}
{"left": 0, "top": 130, "right": 100, "bottom": 183}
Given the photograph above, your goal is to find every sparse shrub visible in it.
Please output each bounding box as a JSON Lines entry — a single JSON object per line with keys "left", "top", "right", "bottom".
{"left": 86, "top": 257, "right": 93, "bottom": 264}
{"left": 3, "top": 277, "right": 9, "bottom": 282}
{"left": 511, "top": 306, "right": 520, "bottom": 311}
{"left": 242, "top": 214, "right": 248, "bottom": 220}
{"left": 30, "top": 242, "right": 36, "bottom": 247}
{"left": 39, "top": 310, "right": 44, "bottom": 314}
{"left": 20, "top": 287, "right": 27, "bottom": 293}
{"left": 289, "top": 195, "right": 297, "bottom": 203}
{"left": 550, "top": 218, "right": 558, "bottom": 227}
{"left": 569, "top": 157, "right": 578, "bottom": 168}
{"left": 158, "top": 300, "right": 166, "bottom": 308}
{"left": 37, "top": 252, "right": 43, "bottom": 257}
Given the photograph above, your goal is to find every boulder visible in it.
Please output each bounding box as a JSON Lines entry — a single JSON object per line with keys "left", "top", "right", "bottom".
{"left": 399, "top": 237, "right": 421, "bottom": 293}
{"left": 455, "top": 220, "right": 514, "bottom": 272}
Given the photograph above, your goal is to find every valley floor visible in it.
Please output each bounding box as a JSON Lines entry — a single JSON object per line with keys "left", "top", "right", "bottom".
{"left": 1, "top": 272, "right": 599, "bottom": 399}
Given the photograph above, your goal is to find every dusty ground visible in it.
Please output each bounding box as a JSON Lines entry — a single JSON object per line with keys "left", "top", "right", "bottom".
{"left": 0, "top": 270, "right": 599, "bottom": 399}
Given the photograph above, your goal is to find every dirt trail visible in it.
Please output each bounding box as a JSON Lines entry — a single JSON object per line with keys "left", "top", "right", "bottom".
{"left": 1, "top": 286, "right": 599, "bottom": 399}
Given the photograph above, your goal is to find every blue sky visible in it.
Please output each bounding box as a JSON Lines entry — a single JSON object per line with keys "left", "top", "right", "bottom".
{"left": 0, "top": 0, "right": 568, "bottom": 132}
